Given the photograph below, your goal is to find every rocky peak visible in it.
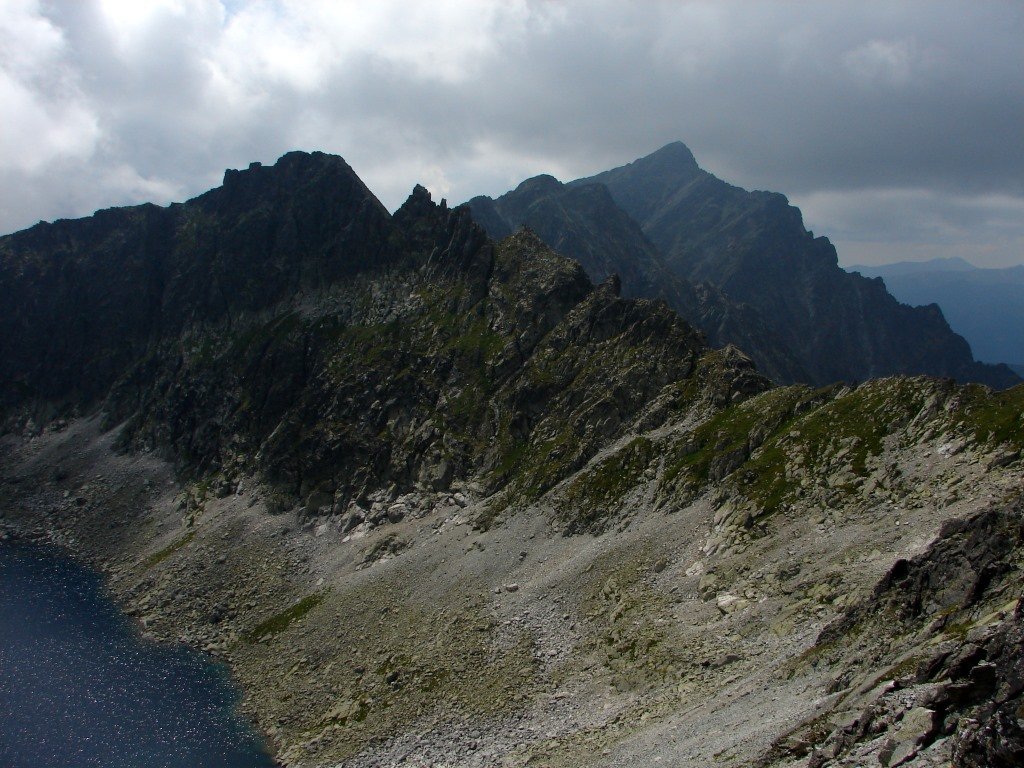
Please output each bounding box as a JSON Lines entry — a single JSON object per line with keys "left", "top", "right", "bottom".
{"left": 641, "top": 140, "right": 700, "bottom": 173}
{"left": 512, "top": 174, "right": 564, "bottom": 196}
{"left": 501, "top": 226, "right": 546, "bottom": 252}
{"left": 0, "top": 150, "right": 405, "bottom": 423}
{"left": 226, "top": 149, "right": 346, "bottom": 179}
{"left": 597, "top": 273, "right": 622, "bottom": 298}
{"left": 210, "top": 150, "right": 388, "bottom": 219}
{"left": 393, "top": 185, "right": 492, "bottom": 291}
{"left": 394, "top": 184, "right": 437, "bottom": 219}
{"left": 574, "top": 143, "right": 1021, "bottom": 389}
{"left": 574, "top": 141, "right": 703, "bottom": 224}
{"left": 464, "top": 162, "right": 812, "bottom": 385}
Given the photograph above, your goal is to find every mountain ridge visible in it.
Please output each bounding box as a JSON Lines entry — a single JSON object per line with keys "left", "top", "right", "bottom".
{"left": 1, "top": 149, "right": 1022, "bottom": 768}
{"left": 572, "top": 143, "right": 1019, "bottom": 389}
{"left": 850, "top": 259, "right": 1024, "bottom": 366}
{"left": 848, "top": 256, "right": 979, "bottom": 275}
{"left": 467, "top": 171, "right": 810, "bottom": 384}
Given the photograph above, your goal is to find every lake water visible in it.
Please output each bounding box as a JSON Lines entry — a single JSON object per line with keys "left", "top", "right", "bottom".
{"left": 0, "top": 543, "right": 276, "bottom": 768}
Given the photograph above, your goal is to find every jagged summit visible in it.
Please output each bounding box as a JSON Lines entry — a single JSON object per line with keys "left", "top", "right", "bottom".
{"left": 393, "top": 183, "right": 443, "bottom": 223}
{"left": 406, "top": 182, "right": 433, "bottom": 199}
{"left": 550, "top": 142, "right": 1019, "bottom": 389}
{"left": 216, "top": 150, "right": 372, "bottom": 194}
{"left": 466, "top": 162, "right": 809, "bottom": 384}
{"left": 204, "top": 150, "right": 390, "bottom": 222}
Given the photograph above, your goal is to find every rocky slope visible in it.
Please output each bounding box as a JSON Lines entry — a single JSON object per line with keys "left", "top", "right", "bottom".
{"left": 1, "top": 152, "right": 1022, "bottom": 768}
{"left": 573, "top": 142, "right": 1019, "bottom": 389}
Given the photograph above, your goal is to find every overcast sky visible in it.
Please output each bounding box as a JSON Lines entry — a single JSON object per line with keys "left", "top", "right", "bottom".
{"left": 3, "top": 0, "right": 1022, "bottom": 267}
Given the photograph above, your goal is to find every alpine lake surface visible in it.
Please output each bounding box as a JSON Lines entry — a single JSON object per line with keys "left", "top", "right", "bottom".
{"left": 0, "top": 542, "right": 275, "bottom": 768}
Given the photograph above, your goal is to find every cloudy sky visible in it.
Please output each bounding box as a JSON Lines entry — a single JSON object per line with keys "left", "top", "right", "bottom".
{"left": 3, "top": 0, "right": 1022, "bottom": 267}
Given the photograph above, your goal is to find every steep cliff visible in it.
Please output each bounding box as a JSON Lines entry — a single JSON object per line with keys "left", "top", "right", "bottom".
{"left": 574, "top": 142, "right": 1020, "bottom": 388}
{"left": 468, "top": 176, "right": 808, "bottom": 384}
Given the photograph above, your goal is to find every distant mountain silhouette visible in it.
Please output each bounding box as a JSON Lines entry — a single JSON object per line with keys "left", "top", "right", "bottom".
{"left": 848, "top": 257, "right": 976, "bottom": 275}
{"left": 851, "top": 258, "right": 1024, "bottom": 367}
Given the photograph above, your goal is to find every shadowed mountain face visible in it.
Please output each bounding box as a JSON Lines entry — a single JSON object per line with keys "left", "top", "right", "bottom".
{"left": 572, "top": 142, "right": 1019, "bottom": 389}
{"left": 0, "top": 153, "right": 398, "bottom": 418}
{"left": 467, "top": 175, "right": 809, "bottom": 384}
{"left": 850, "top": 259, "right": 1024, "bottom": 368}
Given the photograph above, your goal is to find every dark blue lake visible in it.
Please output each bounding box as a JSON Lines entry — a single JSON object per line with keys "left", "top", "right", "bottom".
{"left": 0, "top": 544, "right": 276, "bottom": 768}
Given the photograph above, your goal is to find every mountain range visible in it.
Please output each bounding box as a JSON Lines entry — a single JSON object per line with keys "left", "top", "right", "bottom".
{"left": 1, "top": 149, "right": 1022, "bottom": 768}
{"left": 849, "top": 258, "right": 1024, "bottom": 370}
{"left": 470, "top": 142, "right": 1018, "bottom": 389}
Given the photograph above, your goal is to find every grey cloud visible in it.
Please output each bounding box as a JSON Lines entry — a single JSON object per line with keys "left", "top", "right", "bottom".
{"left": 801, "top": 188, "right": 1024, "bottom": 268}
{"left": 2, "top": 1, "right": 1021, "bottom": 268}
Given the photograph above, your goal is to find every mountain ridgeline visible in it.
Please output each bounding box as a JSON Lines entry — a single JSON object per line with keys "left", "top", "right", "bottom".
{"left": 470, "top": 142, "right": 1018, "bottom": 389}
{"left": 0, "top": 146, "right": 1018, "bottom": 508}
{"left": 1, "top": 152, "right": 753, "bottom": 510}
{"left": 467, "top": 175, "right": 808, "bottom": 384}
{"left": 2, "top": 150, "right": 1024, "bottom": 768}
{"left": 851, "top": 258, "right": 1024, "bottom": 368}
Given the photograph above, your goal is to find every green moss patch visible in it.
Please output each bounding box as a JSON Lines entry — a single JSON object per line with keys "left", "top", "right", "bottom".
{"left": 245, "top": 592, "right": 325, "bottom": 642}
{"left": 738, "top": 379, "right": 934, "bottom": 516}
{"left": 558, "top": 437, "right": 656, "bottom": 533}
{"left": 659, "top": 386, "right": 817, "bottom": 495}
{"left": 954, "top": 383, "right": 1024, "bottom": 450}
{"left": 142, "top": 529, "right": 196, "bottom": 570}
